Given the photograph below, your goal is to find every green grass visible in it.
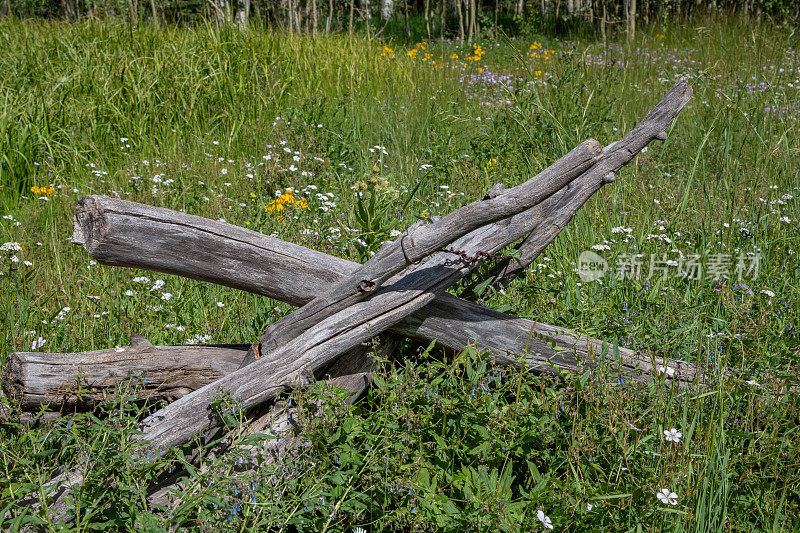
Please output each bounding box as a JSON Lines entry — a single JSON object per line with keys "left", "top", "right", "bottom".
{"left": 1, "top": 15, "right": 799, "bottom": 531}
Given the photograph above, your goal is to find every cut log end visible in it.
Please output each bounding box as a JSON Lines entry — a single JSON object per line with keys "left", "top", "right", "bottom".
{"left": 71, "top": 195, "right": 107, "bottom": 252}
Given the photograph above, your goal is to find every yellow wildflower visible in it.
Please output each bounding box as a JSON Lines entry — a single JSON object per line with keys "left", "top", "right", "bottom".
{"left": 30, "top": 186, "right": 55, "bottom": 196}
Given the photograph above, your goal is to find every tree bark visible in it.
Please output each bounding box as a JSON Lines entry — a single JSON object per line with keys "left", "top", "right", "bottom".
{"left": 235, "top": 0, "right": 251, "bottom": 29}
{"left": 3, "top": 337, "right": 248, "bottom": 412}
{"left": 425, "top": 0, "right": 431, "bottom": 40}
{"left": 348, "top": 0, "right": 354, "bottom": 33}
{"left": 439, "top": 0, "right": 445, "bottom": 40}
{"left": 457, "top": 0, "right": 464, "bottom": 41}
{"left": 403, "top": 0, "right": 410, "bottom": 44}
{"left": 149, "top": 0, "right": 159, "bottom": 26}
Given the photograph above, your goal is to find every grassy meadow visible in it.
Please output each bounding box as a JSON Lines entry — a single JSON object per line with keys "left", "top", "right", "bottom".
{"left": 1, "top": 15, "right": 799, "bottom": 531}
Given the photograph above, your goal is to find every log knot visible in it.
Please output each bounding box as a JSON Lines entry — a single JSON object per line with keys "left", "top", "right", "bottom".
{"left": 357, "top": 279, "right": 376, "bottom": 293}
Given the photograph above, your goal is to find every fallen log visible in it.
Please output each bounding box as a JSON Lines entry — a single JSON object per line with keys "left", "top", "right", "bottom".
{"left": 22, "top": 337, "right": 383, "bottom": 522}
{"left": 3, "top": 336, "right": 247, "bottom": 412}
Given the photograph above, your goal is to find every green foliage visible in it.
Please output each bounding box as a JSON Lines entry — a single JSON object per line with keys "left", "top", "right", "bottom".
{"left": 0, "top": 15, "right": 799, "bottom": 532}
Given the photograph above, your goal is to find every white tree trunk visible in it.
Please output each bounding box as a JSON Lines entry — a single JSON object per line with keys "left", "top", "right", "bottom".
{"left": 381, "top": 0, "right": 393, "bottom": 19}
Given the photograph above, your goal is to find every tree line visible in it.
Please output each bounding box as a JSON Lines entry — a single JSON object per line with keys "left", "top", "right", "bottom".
{"left": 1, "top": 0, "right": 797, "bottom": 40}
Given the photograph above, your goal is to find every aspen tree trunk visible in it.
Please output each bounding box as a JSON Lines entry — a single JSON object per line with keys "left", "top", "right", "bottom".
{"left": 628, "top": 0, "right": 636, "bottom": 41}
{"left": 425, "top": 0, "right": 431, "bottom": 40}
{"left": 349, "top": 0, "right": 354, "bottom": 33}
{"left": 313, "top": 0, "right": 319, "bottom": 35}
{"left": 457, "top": 0, "right": 464, "bottom": 40}
{"left": 236, "top": 0, "right": 251, "bottom": 29}
{"left": 471, "top": 0, "right": 478, "bottom": 41}
{"left": 440, "top": 0, "right": 445, "bottom": 39}
{"left": 466, "top": 0, "right": 473, "bottom": 41}
{"left": 381, "top": 0, "right": 393, "bottom": 19}
{"left": 601, "top": 0, "right": 606, "bottom": 41}
{"left": 327, "top": 0, "right": 333, "bottom": 31}
{"left": 403, "top": 0, "right": 410, "bottom": 44}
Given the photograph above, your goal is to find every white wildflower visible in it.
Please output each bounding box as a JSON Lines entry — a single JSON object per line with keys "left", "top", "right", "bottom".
{"left": 0, "top": 242, "right": 23, "bottom": 252}
{"left": 656, "top": 489, "right": 677, "bottom": 505}
{"left": 31, "top": 337, "right": 46, "bottom": 350}
{"left": 664, "top": 427, "right": 682, "bottom": 443}
{"left": 537, "top": 510, "right": 553, "bottom": 530}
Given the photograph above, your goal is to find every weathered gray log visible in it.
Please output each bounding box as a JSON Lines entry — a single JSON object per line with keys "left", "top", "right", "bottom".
{"left": 3, "top": 336, "right": 247, "bottom": 412}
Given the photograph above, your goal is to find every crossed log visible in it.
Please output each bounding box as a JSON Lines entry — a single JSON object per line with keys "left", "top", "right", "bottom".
{"left": 4, "top": 80, "right": 695, "bottom": 513}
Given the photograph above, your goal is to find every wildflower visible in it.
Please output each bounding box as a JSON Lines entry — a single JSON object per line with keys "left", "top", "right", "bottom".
{"left": 125, "top": 290, "right": 136, "bottom": 296}
{"left": 133, "top": 276, "right": 150, "bottom": 283}
{"left": 32, "top": 337, "right": 46, "bottom": 350}
{"left": 216, "top": 301, "right": 225, "bottom": 308}
{"left": 353, "top": 528, "right": 367, "bottom": 533}
{"left": 161, "top": 292, "right": 173, "bottom": 301}
{"left": 264, "top": 189, "right": 308, "bottom": 214}
{"left": 746, "top": 379, "right": 761, "bottom": 387}
{"left": 656, "top": 489, "right": 678, "bottom": 505}
{"left": 151, "top": 279, "right": 166, "bottom": 291}
{"left": 0, "top": 242, "right": 23, "bottom": 252}
{"left": 664, "top": 427, "right": 682, "bottom": 443}
{"left": 537, "top": 510, "right": 553, "bottom": 529}
{"left": 30, "top": 185, "right": 55, "bottom": 196}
